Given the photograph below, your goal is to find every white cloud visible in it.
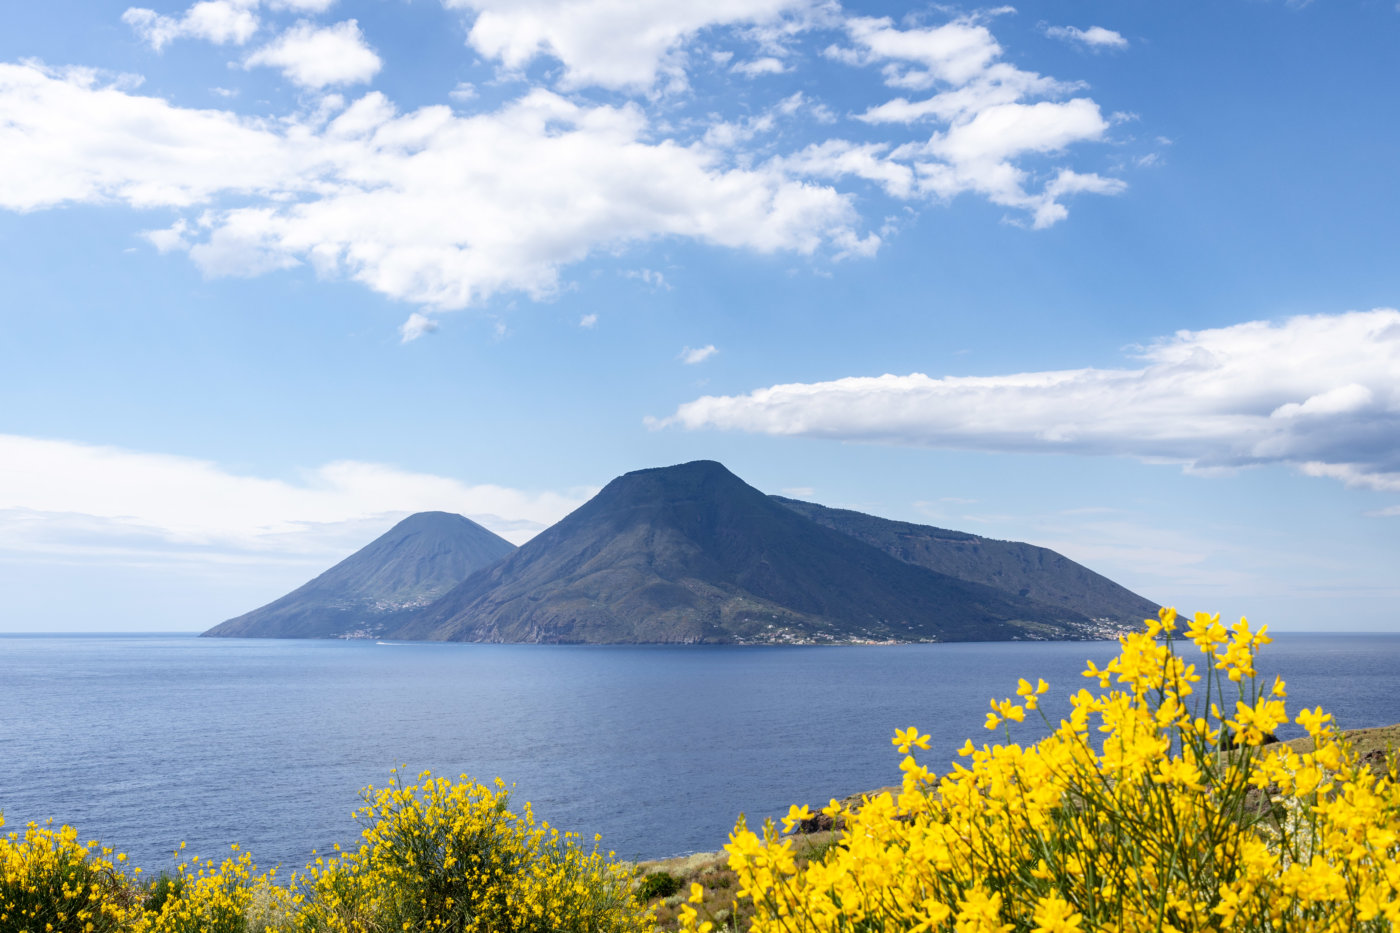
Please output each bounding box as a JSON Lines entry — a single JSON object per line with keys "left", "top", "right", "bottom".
{"left": 449, "top": 81, "right": 477, "bottom": 101}
{"left": 244, "top": 20, "right": 381, "bottom": 88}
{"left": 7, "top": 6, "right": 1131, "bottom": 321}
{"left": 820, "top": 13, "right": 1122, "bottom": 226}
{"left": 624, "top": 268, "right": 671, "bottom": 290}
{"left": 0, "top": 434, "right": 591, "bottom": 561}
{"left": 0, "top": 64, "right": 864, "bottom": 311}
{"left": 579, "top": 312, "right": 598, "bottom": 328}
{"left": 444, "top": 0, "right": 813, "bottom": 90}
{"left": 123, "top": 0, "right": 261, "bottom": 50}
{"left": 732, "top": 57, "right": 787, "bottom": 77}
{"left": 1045, "top": 25, "right": 1128, "bottom": 50}
{"left": 142, "top": 217, "right": 191, "bottom": 252}
{"left": 653, "top": 309, "right": 1400, "bottom": 492}
{"left": 122, "top": 0, "right": 341, "bottom": 51}
{"left": 782, "top": 140, "right": 916, "bottom": 198}
{"left": 399, "top": 312, "right": 438, "bottom": 341}
{"left": 680, "top": 344, "right": 718, "bottom": 364}
{"left": 0, "top": 63, "right": 297, "bottom": 211}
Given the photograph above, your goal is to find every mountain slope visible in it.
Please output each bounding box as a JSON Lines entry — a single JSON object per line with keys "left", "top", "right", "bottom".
{"left": 772, "top": 497, "right": 1159, "bottom": 627}
{"left": 204, "top": 512, "right": 516, "bottom": 638}
{"left": 390, "top": 461, "right": 1106, "bottom": 644}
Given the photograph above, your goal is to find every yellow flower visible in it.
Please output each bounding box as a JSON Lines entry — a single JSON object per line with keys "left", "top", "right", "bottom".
{"left": 780, "top": 805, "right": 813, "bottom": 834}
{"left": 893, "top": 726, "right": 932, "bottom": 754}
{"left": 1032, "top": 894, "right": 1083, "bottom": 933}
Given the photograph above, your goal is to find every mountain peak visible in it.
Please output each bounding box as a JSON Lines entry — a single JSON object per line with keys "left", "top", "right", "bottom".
{"left": 391, "top": 460, "right": 1113, "bottom": 645}
{"left": 622, "top": 459, "right": 733, "bottom": 479}
{"left": 204, "top": 511, "right": 516, "bottom": 638}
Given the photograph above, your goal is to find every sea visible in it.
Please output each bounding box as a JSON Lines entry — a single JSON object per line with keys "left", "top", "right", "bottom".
{"left": 2, "top": 632, "right": 1398, "bottom": 872}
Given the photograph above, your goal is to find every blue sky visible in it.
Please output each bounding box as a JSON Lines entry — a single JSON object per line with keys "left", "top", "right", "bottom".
{"left": 1, "top": 0, "right": 1397, "bottom": 632}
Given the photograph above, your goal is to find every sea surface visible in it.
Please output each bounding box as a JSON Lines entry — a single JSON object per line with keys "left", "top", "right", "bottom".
{"left": 2, "top": 632, "right": 1398, "bottom": 871}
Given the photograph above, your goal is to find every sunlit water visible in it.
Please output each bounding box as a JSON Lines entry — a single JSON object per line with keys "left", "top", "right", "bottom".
{"left": 2, "top": 632, "right": 1398, "bottom": 871}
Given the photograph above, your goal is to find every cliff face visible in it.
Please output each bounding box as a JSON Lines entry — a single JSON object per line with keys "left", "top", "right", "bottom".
{"left": 390, "top": 461, "right": 1106, "bottom": 644}
{"left": 204, "top": 511, "right": 516, "bottom": 638}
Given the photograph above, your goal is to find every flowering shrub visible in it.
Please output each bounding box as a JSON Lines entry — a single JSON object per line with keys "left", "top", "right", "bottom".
{"left": 135, "top": 847, "right": 295, "bottom": 933}
{"left": 684, "top": 609, "right": 1400, "bottom": 933}
{"left": 0, "top": 820, "right": 137, "bottom": 932}
{"left": 296, "top": 772, "right": 645, "bottom": 933}
{"left": 1, "top": 774, "right": 644, "bottom": 933}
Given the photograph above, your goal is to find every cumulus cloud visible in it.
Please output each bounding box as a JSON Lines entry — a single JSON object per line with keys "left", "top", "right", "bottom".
{"left": 443, "top": 0, "right": 812, "bottom": 90}
{"left": 0, "top": 63, "right": 864, "bottom": 309}
{"left": 244, "top": 20, "right": 381, "bottom": 88}
{"left": 122, "top": 0, "right": 340, "bottom": 50}
{"left": 123, "top": 0, "right": 261, "bottom": 50}
{"left": 399, "top": 312, "right": 438, "bottom": 342}
{"left": 579, "top": 312, "right": 598, "bottom": 328}
{"left": 1045, "top": 25, "right": 1128, "bottom": 50}
{"left": 0, "top": 63, "right": 297, "bottom": 211}
{"left": 653, "top": 309, "right": 1400, "bottom": 492}
{"left": 0, "top": 434, "right": 589, "bottom": 561}
{"left": 732, "top": 56, "right": 787, "bottom": 77}
{"left": 821, "top": 14, "right": 1123, "bottom": 226}
{"left": 9, "top": 4, "right": 1134, "bottom": 322}
{"left": 680, "top": 344, "right": 718, "bottom": 364}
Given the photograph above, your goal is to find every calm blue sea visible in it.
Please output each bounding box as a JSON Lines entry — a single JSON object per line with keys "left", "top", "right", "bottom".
{"left": 2, "top": 633, "right": 1398, "bottom": 871}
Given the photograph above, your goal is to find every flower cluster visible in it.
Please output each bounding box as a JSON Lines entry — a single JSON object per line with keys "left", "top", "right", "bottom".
{"left": 692, "top": 609, "right": 1400, "bottom": 933}
{"left": 297, "top": 772, "right": 645, "bottom": 933}
{"left": 0, "top": 820, "right": 137, "bottom": 932}
{"left": 1, "top": 774, "right": 645, "bottom": 933}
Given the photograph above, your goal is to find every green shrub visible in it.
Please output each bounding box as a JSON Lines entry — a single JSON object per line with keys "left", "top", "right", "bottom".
{"left": 142, "top": 873, "right": 184, "bottom": 914}
{"left": 637, "top": 870, "right": 682, "bottom": 901}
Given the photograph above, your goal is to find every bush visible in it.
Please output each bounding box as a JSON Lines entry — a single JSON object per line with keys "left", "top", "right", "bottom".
{"left": 296, "top": 772, "right": 646, "bottom": 933}
{"left": 141, "top": 873, "right": 184, "bottom": 914}
{"left": 684, "top": 608, "right": 1400, "bottom": 933}
{"left": 137, "top": 848, "right": 293, "bottom": 933}
{"left": 638, "top": 870, "right": 683, "bottom": 900}
{"left": 3, "top": 775, "right": 644, "bottom": 933}
{"left": 0, "top": 819, "right": 138, "bottom": 933}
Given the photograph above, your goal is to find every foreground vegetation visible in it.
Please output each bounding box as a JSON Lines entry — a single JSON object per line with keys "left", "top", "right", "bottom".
{"left": 1, "top": 775, "right": 645, "bottom": 933}
{"left": 677, "top": 609, "right": 1400, "bottom": 932}
{"left": 5, "top": 608, "right": 1399, "bottom": 932}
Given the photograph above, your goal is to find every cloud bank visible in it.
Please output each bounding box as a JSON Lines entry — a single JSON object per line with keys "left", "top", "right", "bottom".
{"left": 0, "top": 434, "right": 590, "bottom": 565}
{"left": 654, "top": 309, "right": 1400, "bottom": 493}
{"left": 0, "top": 64, "right": 863, "bottom": 310}
{"left": 2, "top": 1, "right": 1134, "bottom": 326}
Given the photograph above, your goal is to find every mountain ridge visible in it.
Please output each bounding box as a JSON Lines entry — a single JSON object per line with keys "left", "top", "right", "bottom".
{"left": 390, "top": 461, "right": 1120, "bottom": 644}
{"left": 771, "top": 496, "right": 1158, "bottom": 626}
{"left": 203, "top": 461, "right": 1155, "bottom": 644}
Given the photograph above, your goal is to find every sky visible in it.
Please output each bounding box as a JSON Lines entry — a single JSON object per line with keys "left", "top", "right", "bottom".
{"left": 1, "top": 0, "right": 1398, "bottom": 633}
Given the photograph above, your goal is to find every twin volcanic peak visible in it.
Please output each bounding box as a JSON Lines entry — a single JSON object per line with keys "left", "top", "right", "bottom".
{"left": 205, "top": 461, "right": 1154, "bottom": 644}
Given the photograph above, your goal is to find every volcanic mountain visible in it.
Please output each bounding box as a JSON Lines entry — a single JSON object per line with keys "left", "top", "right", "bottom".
{"left": 204, "top": 511, "right": 516, "bottom": 638}
{"left": 773, "top": 496, "right": 1159, "bottom": 627}
{"left": 389, "top": 461, "right": 1119, "bottom": 644}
